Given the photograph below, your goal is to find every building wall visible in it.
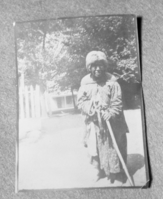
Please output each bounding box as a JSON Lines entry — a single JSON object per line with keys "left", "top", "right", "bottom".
{"left": 49, "top": 93, "right": 77, "bottom": 112}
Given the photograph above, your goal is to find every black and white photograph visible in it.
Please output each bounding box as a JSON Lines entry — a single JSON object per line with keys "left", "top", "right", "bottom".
{"left": 16, "top": 15, "right": 149, "bottom": 190}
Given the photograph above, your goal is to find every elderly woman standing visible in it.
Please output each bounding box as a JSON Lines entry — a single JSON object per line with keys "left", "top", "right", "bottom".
{"left": 77, "top": 51, "right": 129, "bottom": 183}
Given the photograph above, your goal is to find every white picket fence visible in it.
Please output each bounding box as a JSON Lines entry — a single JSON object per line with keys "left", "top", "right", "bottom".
{"left": 19, "top": 85, "right": 50, "bottom": 119}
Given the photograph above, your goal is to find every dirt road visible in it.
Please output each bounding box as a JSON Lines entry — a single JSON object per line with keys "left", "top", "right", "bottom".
{"left": 18, "top": 109, "right": 147, "bottom": 190}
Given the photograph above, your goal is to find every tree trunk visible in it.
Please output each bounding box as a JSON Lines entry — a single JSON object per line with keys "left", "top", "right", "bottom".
{"left": 71, "top": 87, "right": 77, "bottom": 110}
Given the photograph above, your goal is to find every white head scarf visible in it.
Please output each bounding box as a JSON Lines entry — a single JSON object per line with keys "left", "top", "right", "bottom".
{"left": 86, "top": 51, "right": 108, "bottom": 71}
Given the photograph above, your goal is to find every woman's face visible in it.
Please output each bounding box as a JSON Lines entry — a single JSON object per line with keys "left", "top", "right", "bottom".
{"left": 90, "top": 61, "right": 106, "bottom": 80}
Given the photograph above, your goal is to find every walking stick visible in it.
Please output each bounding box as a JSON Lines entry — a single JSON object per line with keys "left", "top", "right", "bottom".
{"left": 105, "top": 120, "right": 134, "bottom": 186}
{"left": 88, "top": 98, "right": 134, "bottom": 186}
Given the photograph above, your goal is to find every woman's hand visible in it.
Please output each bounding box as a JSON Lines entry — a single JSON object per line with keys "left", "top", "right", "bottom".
{"left": 101, "top": 110, "right": 111, "bottom": 121}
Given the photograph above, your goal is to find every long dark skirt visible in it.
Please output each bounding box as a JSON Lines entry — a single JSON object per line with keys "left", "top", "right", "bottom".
{"left": 96, "top": 121, "right": 127, "bottom": 176}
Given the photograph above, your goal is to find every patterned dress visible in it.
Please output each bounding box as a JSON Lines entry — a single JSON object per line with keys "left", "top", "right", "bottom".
{"left": 77, "top": 73, "right": 129, "bottom": 176}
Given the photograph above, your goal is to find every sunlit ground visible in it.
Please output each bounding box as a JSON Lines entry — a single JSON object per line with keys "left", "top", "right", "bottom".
{"left": 18, "top": 109, "right": 147, "bottom": 190}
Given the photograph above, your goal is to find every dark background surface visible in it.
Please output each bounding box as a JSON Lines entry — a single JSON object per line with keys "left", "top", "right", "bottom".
{"left": 0, "top": 0, "right": 163, "bottom": 198}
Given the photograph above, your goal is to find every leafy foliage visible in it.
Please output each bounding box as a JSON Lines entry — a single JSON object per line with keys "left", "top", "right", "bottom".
{"left": 17, "top": 16, "right": 140, "bottom": 94}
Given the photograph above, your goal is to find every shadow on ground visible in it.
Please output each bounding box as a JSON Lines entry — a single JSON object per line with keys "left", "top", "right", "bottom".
{"left": 115, "top": 153, "right": 145, "bottom": 184}
{"left": 127, "top": 153, "right": 145, "bottom": 175}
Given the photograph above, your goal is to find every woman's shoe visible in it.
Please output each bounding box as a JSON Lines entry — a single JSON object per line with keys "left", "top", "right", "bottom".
{"left": 110, "top": 173, "right": 116, "bottom": 184}
{"left": 96, "top": 169, "right": 106, "bottom": 181}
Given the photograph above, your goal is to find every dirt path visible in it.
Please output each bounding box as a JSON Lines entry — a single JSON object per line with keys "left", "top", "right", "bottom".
{"left": 19, "top": 109, "right": 147, "bottom": 190}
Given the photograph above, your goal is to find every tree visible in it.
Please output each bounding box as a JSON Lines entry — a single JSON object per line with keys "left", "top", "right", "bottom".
{"left": 16, "top": 15, "right": 140, "bottom": 109}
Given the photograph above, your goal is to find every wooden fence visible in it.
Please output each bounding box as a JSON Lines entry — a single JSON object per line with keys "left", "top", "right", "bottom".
{"left": 19, "top": 85, "right": 50, "bottom": 119}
